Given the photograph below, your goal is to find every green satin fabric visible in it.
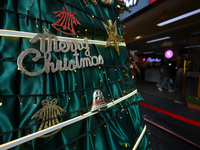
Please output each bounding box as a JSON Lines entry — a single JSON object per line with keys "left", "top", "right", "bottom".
{"left": 0, "top": 0, "right": 149, "bottom": 149}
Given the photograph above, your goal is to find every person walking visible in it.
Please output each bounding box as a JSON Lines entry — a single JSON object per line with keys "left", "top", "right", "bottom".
{"left": 158, "top": 60, "right": 174, "bottom": 92}
{"left": 170, "top": 59, "right": 179, "bottom": 90}
{"left": 156, "top": 61, "right": 165, "bottom": 86}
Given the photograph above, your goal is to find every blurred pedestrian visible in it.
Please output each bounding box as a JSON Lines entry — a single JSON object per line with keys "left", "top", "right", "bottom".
{"left": 156, "top": 60, "right": 165, "bottom": 86}
{"left": 170, "top": 59, "right": 179, "bottom": 90}
{"left": 158, "top": 60, "right": 174, "bottom": 92}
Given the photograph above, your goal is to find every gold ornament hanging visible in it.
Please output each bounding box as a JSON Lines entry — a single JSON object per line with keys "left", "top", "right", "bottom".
{"left": 100, "top": 0, "right": 113, "bottom": 6}
{"left": 102, "top": 20, "right": 124, "bottom": 55}
{"left": 31, "top": 98, "right": 64, "bottom": 138}
{"left": 83, "top": 0, "right": 89, "bottom": 6}
{"left": 82, "top": 0, "right": 112, "bottom": 6}
{"left": 91, "top": 0, "right": 98, "bottom": 5}
{"left": 83, "top": 0, "right": 98, "bottom": 6}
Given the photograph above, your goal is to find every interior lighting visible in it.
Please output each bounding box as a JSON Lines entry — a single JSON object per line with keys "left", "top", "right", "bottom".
{"left": 155, "top": 52, "right": 164, "bottom": 55}
{"left": 157, "top": 8, "right": 200, "bottom": 26}
{"left": 146, "top": 36, "right": 170, "bottom": 43}
{"left": 0, "top": 29, "right": 126, "bottom": 46}
{"left": 135, "top": 36, "right": 141, "bottom": 39}
{"left": 132, "top": 50, "right": 138, "bottom": 52}
{"left": 165, "top": 50, "right": 173, "bottom": 59}
{"left": 191, "top": 31, "right": 200, "bottom": 35}
{"left": 185, "top": 45, "right": 200, "bottom": 49}
{"left": 143, "top": 51, "right": 154, "bottom": 54}
{"left": 142, "top": 57, "right": 146, "bottom": 62}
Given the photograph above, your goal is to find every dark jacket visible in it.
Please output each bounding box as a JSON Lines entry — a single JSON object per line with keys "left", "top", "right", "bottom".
{"left": 170, "top": 61, "right": 179, "bottom": 76}
{"left": 163, "top": 63, "right": 170, "bottom": 77}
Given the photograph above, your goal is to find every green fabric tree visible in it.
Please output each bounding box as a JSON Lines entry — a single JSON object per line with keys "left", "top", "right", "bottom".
{"left": 0, "top": 0, "right": 149, "bottom": 149}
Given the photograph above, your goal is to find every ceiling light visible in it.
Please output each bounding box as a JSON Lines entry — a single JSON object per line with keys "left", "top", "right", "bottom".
{"left": 155, "top": 52, "right": 164, "bottom": 55}
{"left": 142, "top": 57, "right": 146, "bottom": 62}
{"left": 146, "top": 36, "right": 170, "bottom": 43}
{"left": 132, "top": 50, "right": 138, "bottom": 52}
{"left": 185, "top": 45, "right": 200, "bottom": 49}
{"left": 135, "top": 36, "right": 141, "bottom": 39}
{"left": 157, "top": 8, "right": 200, "bottom": 26}
{"left": 143, "top": 51, "right": 154, "bottom": 54}
{"left": 191, "top": 31, "right": 200, "bottom": 35}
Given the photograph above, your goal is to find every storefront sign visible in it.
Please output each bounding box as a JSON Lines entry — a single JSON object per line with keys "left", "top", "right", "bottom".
{"left": 120, "top": 0, "right": 160, "bottom": 21}
{"left": 17, "top": 32, "right": 104, "bottom": 76}
{"left": 124, "top": 0, "right": 138, "bottom": 7}
{"left": 142, "top": 57, "right": 146, "bottom": 62}
{"left": 160, "top": 41, "right": 173, "bottom": 47}
{"left": 146, "top": 57, "right": 161, "bottom": 62}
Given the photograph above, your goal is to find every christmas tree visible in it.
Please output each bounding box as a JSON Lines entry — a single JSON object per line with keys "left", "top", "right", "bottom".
{"left": 0, "top": 0, "right": 149, "bottom": 149}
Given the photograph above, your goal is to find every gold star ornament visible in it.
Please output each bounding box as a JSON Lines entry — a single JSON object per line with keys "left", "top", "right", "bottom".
{"left": 103, "top": 20, "right": 124, "bottom": 55}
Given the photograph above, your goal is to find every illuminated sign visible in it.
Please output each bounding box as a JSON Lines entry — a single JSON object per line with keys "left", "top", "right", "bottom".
{"left": 124, "top": 0, "right": 138, "bottom": 7}
{"left": 146, "top": 57, "right": 161, "bottom": 62}
{"left": 165, "top": 50, "right": 173, "bottom": 59}
{"left": 142, "top": 57, "right": 146, "bottom": 62}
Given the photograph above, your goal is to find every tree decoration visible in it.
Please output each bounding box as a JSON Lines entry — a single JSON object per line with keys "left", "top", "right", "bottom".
{"left": 82, "top": 0, "right": 113, "bottom": 6}
{"left": 17, "top": 32, "right": 104, "bottom": 76}
{"left": 0, "top": 97, "right": 4, "bottom": 106}
{"left": 0, "top": 88, "right": 4, "bottom": 95}
{"left": 83, "top": 0, "right": 89, "bottom": 6}
{"left": 51, "top": 7, "right": 81, "bottom": 35}
{"left": 91, "top": 89, "right": 107, "bottom": 112}
{"left": 29, "top": 0, "right": 34, "bottom": 7}
{"left": 82, "top": 0, "right": 98, "bottom": 6}
{"left": 31, "top": 98, "right": 64, "bottom": 138}
{"left": 0, "top": 0, "right": 149, "bottom": 149}
{"left": 91, "top": 0, "right": 98, "bottom": 5}
{"left": 102, "top": 20, "right": 124, "bottom": 55}
{"left": 101, "top": 0, "right": 113, "bottom": 6}
{"left": 117, "top": 0, "right": 131, "bottom": 14}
